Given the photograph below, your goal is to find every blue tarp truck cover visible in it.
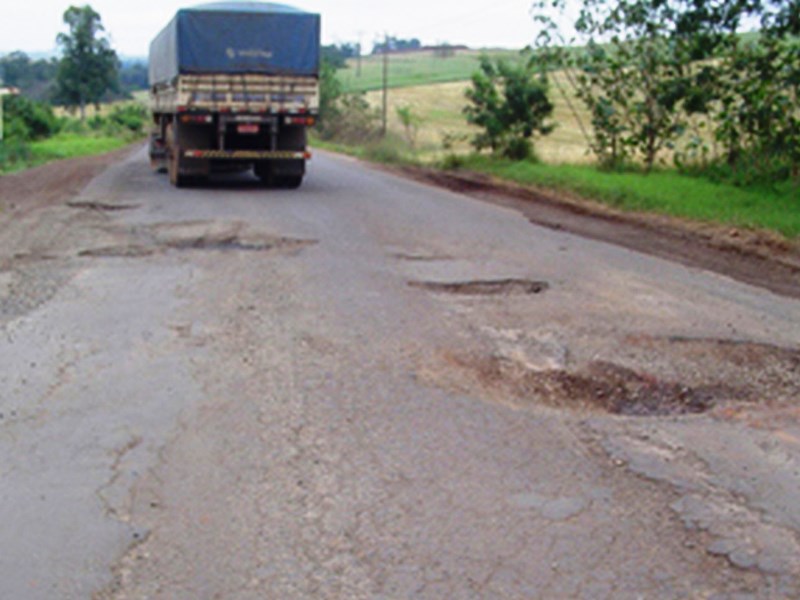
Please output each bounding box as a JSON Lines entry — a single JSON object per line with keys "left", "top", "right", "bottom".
{"left": 149, "top": 2, "right": 321, "bottom": 85}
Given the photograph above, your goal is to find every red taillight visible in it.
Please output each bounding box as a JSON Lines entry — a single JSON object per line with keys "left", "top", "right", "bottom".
{"left": 180, "top": 114, "right": 213, "bottom": 124}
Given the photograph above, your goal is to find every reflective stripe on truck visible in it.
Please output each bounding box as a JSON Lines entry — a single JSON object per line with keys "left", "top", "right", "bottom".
{"left": 183, "top": 150, "right": 311, "bottom": 160}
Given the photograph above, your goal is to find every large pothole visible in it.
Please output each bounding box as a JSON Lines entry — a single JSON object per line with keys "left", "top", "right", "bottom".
{"left": 78, "top": 221, "right": 316, "bottom": 259}
{"left": 445, "top": 353, "right": 729, "bottom": 416}
{"left": 67, "top": 201, "right": 140, "bottom": 212}
{"left": 433, "top": 336, "right": 800, "bottom": 417}
{"left": 410, "top": 278, "right": 549, "bottom": 296}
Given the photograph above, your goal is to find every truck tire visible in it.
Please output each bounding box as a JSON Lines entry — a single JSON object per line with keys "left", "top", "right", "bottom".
{"left": 166, "top": 123, "right": 187, "bottom": 188}
{"left": 279, "top": 175, "right": 303, "bottom": 189}
{"left": 254, "top": 161, "right": 275, "bottom": 186}
{"left": 168, "top": 148, "right": 187, "bottom": 188}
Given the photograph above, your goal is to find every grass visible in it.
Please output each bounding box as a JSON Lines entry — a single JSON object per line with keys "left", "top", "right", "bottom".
{"left": 338, "top": 49, "right": 520, "bottom": 93}
{"left": 30, "top": 133, "right": 129, "bottom": 160}
{"left": 53, "top": 95, "right": 148, "bottom": 119}
{"left": 458, "top": 155, "right": 800, "bottom": 238}
{"left": 1, "top": 133, "right": 132, "bottom": 174}
{"left": 363, "top": 75, "right": 592, "bottom": 163}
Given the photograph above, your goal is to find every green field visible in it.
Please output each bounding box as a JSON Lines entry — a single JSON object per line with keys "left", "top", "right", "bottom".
{"left": 458, "top": 156, "right": 800, "bottom": 238}
{"left": 363, "top": 75, "right": 591, "bottom": 163}
{"left": 338, "top": 49, "right": 520, "bottom": 93}
{"left": 0, "top": 134, "right": 131, "bottom": 174}
{"left": 30, "top": 133, "right": 129, "bottom": 160}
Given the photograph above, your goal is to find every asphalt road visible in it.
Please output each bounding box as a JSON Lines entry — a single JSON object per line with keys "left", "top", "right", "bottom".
{"left": 1, "top": 148, "right": 799, "bottom": 599}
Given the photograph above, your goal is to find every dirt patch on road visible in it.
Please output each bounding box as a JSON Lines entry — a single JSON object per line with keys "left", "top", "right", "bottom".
{"left": 78, "top": 220, "right": 317, "bottom": 260}
{"left": 440, "top": 352, "right": 732, "bottom": 416}
{"left": 0, "top": 146, "right": 139, "bottom": 221}
{"left": 395, "top": 166, "right": 800, "bottom": 300}
{"left": 427, "top": 335, "right": 800, "bottom": 417}
{"left": 67, "top": 201, "right": 140, "bottom": 212}
{"left": 410, "top": 278, "right": 549, "bottom": 296}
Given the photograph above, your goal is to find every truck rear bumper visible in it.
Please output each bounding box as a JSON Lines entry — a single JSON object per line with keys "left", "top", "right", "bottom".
{"left": 183, "top": 150, "right": 311, "bottom": 160}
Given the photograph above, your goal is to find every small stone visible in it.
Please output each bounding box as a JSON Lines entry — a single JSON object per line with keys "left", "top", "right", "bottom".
{"left": 729, "top": 550, "right": 758, "bottom": 570}
{"left": 707, "top": 538, "right": 738, "bottom": 556}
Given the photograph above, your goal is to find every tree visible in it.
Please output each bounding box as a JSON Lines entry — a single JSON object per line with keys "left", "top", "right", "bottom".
{"left": 396, "top": 104, "right": 422, "bottom": 148}
{"left": 464, "top": 55, "right": 554, "bottom": 160}
{"left": 532, "top": 0, "right": 800, "bottom": 181}
{"left": 372, "top": 37, "right": 422, "bottom": 55}
{"left": 317, "top": 58, "right": 343, "bottom": 137}
{"left": 321, "top": 43, "right": 359, "bottom": 69}
{"left": 0, "top": 52, "right": 59, "bottom": 101}
{"left": 55, "top": 5, "right": 119, "bottom": 120}
{"left": 2, "top": 95, "right": 59, "bottom": 141}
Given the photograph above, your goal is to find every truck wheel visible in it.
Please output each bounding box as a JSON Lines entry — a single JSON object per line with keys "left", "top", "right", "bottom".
{"left": 150, "top": 156, "right": 168, "bottom": 174}
{"left": 254, "top": 162, "right": 275, "bottom": 186}
{"left": 168, "top": 150, "right": 187, "bottom": 188}
{"left": 279, "top": 175, "right": 303, "bottom": 189}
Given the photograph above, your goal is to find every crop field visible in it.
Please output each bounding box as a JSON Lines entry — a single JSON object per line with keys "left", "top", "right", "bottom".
{"left": 338, "top": 48, "right": 520, "bottom": 93}
{"left": 53, "top": 93, "right": 148, "bottom": 119}
{"left": 364, "top": 71, "right": 593, "bottom": 163}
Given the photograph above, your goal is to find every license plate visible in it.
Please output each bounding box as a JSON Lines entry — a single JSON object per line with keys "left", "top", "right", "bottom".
{"left": 237, "top": 124, "right": 259, "bottom": 134}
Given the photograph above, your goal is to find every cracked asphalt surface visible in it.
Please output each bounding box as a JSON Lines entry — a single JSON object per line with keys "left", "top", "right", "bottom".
{"left": 1, "top": 147, "right": 799, "bottom": 598}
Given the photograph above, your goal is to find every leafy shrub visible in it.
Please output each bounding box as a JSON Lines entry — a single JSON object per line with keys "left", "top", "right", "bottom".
{"left": 464, "top": 54, "right": 554, "bottom": 160}
{"left": 318, "top": 93, "right": 381, "bottom": 144}
{"left": 108, "top": 103, "right": 148, "bottom": 134}
{"left": 2, "top": 95, "right": 60, "bottom": 141}
{"left": 363, "top": 133, "right": 411, "bottom": 164}
{"left": 0, "top": 139, "right": 32, "bottom": 171}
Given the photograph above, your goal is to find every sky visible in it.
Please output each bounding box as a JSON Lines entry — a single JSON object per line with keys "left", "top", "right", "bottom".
{"left": 0, "top": 0, "right": 553, "bottom": 58}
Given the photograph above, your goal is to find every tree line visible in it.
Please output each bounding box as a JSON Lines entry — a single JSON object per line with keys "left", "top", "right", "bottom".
{"left": 528, "top": 0, "right": 799, "bottom": 183}
{"left": 1, "top": 6, "right": 147, "bottom": 114}
{"left": 449, "top": 0, "right": 799, "bottom": 186}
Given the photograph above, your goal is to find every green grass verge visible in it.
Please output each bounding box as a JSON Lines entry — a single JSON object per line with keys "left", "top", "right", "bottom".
{"left": 1, "top": 134, "right": 133, "bottom": 174}
{"left": 459, "top": 155, "right": 800, "bottom": 238}
{"left": 30, "top": 134, "right": 130, "bottom": 160}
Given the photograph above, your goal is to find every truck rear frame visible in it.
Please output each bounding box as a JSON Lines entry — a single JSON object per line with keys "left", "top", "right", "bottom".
{"left": 149, "top": 72, "right": 318, "bottom": 187}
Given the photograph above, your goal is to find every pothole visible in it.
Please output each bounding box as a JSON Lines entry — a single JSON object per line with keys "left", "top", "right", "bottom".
{"left": 436, "top": 332, "right": 800, "bottom": 417}
{"left": 78, "top": 221, "right": 317, "bottom": 259}
{"left": 410, "top": 279, "right": 549, "bottom": 296}
{"left": 444, "top": 353, "right": 736, "bottom": 416}
{"left": 163, "top": 235, "right": 310, "bottom": 253}
{"left": 393, "top": 252, "right": 453, "bottom": 262}
{"left": 79, "top": 246, "right": 156, "bottom": 258}
{"left": 67, "top": 201, "right": 140, "bottom": 211}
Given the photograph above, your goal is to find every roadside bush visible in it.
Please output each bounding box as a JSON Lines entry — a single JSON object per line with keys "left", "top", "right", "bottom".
{"left": 2, "top": 95, "right": 60, "bottom": 141}
{"left": 0, "top": 139, "right": 32, "bottom": 171}
{"left": 316, "top": 58, "right": 343, "bottom": 137}
{"left": 87, "top": 114, "right": 108, "bottom": 132}
{"left": 464, "top": 54, "right": 554, "bottom": 160}
{"left": 108, "top": 103, "right": 148, "bottom": 134}
{"left": 318, "top": 93, "right": 381, "bottom": 145}
{"left": 363, "top": 133, "right": 412, "bottom": 164}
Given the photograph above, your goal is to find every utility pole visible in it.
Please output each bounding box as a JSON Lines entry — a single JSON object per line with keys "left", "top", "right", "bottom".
{"left": 381, "top": 33, "right": 389, "bottom": 137}
{"left": 356, "top": 31, "right": 363, "bottom": 78}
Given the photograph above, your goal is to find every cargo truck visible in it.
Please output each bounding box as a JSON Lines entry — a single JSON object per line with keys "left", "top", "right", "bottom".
{"left": 148, "top": 2, "right": 320, "bottom": 188}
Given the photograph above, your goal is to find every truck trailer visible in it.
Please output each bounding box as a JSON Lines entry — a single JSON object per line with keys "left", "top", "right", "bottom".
{"left": 148, "top": 2, "right": 321, "bottom": 188}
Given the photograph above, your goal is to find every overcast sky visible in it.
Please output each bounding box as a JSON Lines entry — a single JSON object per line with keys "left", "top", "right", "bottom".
{"left": 0, "top": 0, "right": 550, "bottom": 58}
